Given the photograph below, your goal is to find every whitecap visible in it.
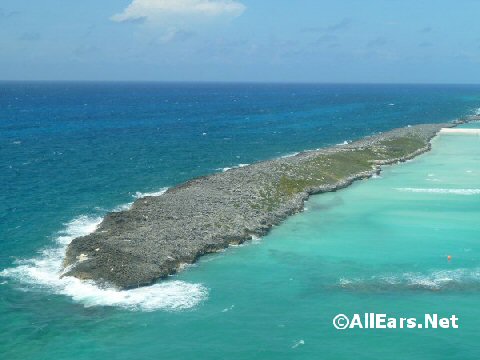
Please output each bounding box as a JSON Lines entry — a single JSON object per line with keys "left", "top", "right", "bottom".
{"left": 281, "top": 152, "right": 300, "bottom": 158}
{"left": 221, "top": 304, "right": 235, "bottom": 313}
{"left": 112, "top": 202, "right": 134, "bottom": 212}
{"left": 338, "top": 268, "right": 480, "bottom": 292}
{"left": 1, "top": 213, "right": 208, "bottom": 311}
{"left": 395, "top": 188, "right": 480, "bottom": 195}
{"left": 292, "top": 340, "right": 305, "bottom": 349}
{"left": 133, "top": 187, "right": 169, "bottom": 199}
{"left": 339, "top": 278, "right": 352, "bottom": 286}
{"left": 217, "top": 164, "right": 249, "bottom": 172}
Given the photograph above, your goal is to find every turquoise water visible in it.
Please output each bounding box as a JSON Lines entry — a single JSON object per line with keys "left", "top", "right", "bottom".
{"left": 172, "top": 126, "right": 480, "bottom": 359}
{"left": 1, "top": 83, "right": 480, "bottom": 359}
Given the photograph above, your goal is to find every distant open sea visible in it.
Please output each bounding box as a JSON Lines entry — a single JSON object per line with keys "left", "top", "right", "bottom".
{"left": 1, "top": 83, "right": 480, "bottom": 359}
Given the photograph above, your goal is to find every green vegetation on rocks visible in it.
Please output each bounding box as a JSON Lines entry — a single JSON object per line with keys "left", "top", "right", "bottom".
{"left": 63, "top": 123, "right": 453, "bottom": 289}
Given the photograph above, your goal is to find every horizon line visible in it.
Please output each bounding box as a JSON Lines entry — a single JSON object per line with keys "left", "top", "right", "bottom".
{"left": 1, "top": 80, "right": 480, "bottom": 86}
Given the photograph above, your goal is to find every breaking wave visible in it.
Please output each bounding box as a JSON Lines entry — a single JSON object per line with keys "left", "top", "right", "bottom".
{"left": 396, "top": 188, "right": 480, "bottom": 195}
{"left": 133, "top": 187, "right": 169, "bottom": 199}
{"left": 281, "top": 152, "right": 300, "bottom": 158}
{"left": 216, "top": 163, "right": 249, "bottom": 172}
{"left": 338, "top": 268, "right": 480, "bottom": 292}
{"left": 1, "top": 194, "right": 208, "bottom": 312}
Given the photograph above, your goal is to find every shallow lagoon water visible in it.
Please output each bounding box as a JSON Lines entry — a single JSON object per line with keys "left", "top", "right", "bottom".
{"left": 1, "top": 83, "right": 480, "bottom": 359}
{"left": 168, "top": 126, "right": 480, "bottom": 359}
{"left": 3, "top": 132, "right": 480, "bottom": 360}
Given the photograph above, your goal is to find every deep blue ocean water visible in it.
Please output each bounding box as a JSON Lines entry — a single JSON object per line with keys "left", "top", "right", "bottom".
{"left": 1, "top": 83, "right": 480, "bottom": 359}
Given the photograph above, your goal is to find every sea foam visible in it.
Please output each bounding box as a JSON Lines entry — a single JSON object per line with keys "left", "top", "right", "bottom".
{"left": 281, "top": 152, "right": 300, "bottom": 158}
{"left": 1, "top": 199, "right": 208, "bottom": 312}
{"left": 396, "top": 188, "right": 480, "bottom": 195}
{"left": 107, "top": 188, "right": 170, "bottom": 213}
{"left": 216, "top": 163, "right": 249, "bottom": 172}
{"left": 133, "top": 187, "right": 169, "bottom": 199}
{"left": 339, "top": 268, "right": 480, "bottom": 292}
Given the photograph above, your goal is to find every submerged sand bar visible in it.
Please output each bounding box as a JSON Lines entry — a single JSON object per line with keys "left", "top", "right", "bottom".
{"left": 63, "top": 121, "right": 471, "bottom": 289}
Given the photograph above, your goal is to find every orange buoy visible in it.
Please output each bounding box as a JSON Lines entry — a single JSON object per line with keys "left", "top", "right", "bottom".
{"left": 447, "top": 255, "right": 452, "bottom": 261}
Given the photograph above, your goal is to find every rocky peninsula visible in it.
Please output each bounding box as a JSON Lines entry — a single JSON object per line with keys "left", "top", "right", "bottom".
{"left": 63, "top": 122, "right": 461, "bottom": 289}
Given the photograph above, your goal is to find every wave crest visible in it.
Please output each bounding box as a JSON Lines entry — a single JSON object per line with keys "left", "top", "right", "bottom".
{"left": 216, "top": 163, "right": 249, "bottom": 172}
{"left": 338, "top": 268, "right": 480, "bottom": 292}
{"left": 133, "top": 187, "right": 169, "bottom": 199}
{"left": 1, "top": 211, "right": 208, "bottom": 312}
{"left": 396, "top": 188, "right": 480, "bottom": 195}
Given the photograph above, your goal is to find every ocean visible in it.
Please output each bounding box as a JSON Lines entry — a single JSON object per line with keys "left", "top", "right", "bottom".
{"left": 1, "top": 82, "right": 479, "bottom": 359}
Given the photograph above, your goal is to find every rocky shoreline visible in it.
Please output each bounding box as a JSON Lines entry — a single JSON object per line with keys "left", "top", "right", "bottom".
{"left": 62, "top": 120, "right": 467, "bottom": 289}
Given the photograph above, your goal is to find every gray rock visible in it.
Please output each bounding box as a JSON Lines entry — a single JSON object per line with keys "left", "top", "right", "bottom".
{"left": 62, "top": 123, "right": 454, "bottom": 289}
